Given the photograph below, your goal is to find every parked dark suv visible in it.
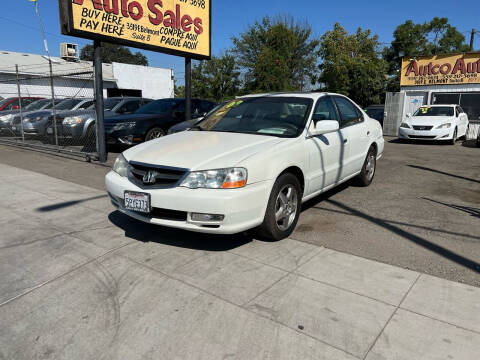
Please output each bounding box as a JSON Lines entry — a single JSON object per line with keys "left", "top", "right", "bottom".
{"left": 105, "top": 98, "right": 216, "bottom": 145}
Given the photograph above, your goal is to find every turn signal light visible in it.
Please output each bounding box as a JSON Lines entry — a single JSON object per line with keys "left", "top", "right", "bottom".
{"left": 222, "top": 179, "right": 247, "bottom": 189}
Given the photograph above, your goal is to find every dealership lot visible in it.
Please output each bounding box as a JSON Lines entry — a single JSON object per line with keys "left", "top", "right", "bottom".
{"left": 0, "top": 139, "right": 479, "bottom": 359}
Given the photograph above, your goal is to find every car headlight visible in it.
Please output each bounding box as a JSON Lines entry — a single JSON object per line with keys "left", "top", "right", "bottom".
{"left": 436, "top": 123, "right": 451, "bottom": 129}
{"left": 180, "top": 168, "right": 248, "bottom": 189}
{"left": 63, "top": 116, "right": 84, "bottom": 125}
{"left": 400, "top": 122, "right": 411, "bottom": 129}
{"left": 112, "top": 122, "right": 136, "bottom": 131}
{"left": 0, "top": 114, "right": 13, "bottom": 123}
{"left": 112, "top": 154, "right": 129, "bottom": 177}
{"left": 24, "top": 116, "right": 44, "bottom": 123}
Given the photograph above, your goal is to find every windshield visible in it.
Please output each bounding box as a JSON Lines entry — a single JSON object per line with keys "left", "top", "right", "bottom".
{"left": 196, "top": 97, "right": 313, "bottom": 138}
{"left": 0, "top": 98, "right": 13, "bottom": 107}
{"left": 88, "top": 98, "right": 123, "bottom": 111}
{"left": 24, "top": 99, "right": 51, "bottom": 111}
{"left": 413, "top": 106, "right": 454, "bottom": 117}
{"left": 56, "top": 99, "right": 83, "bottom": 111}
{"left": 135, "top": 99, "right": 180, "bottom": 115}
{"left": 43, "top": 99, "right": 63, "bottom": 109}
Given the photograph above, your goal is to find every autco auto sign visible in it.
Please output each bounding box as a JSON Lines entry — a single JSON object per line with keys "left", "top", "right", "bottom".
{"left": 58, "top": 0, "right": 211, "bottom": 60}
{"left": 401, "top": 53, "right": 480, "bottom": 86}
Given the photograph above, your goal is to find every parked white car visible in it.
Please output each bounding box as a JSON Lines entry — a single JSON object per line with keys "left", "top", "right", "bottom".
{"left": 398, "top": 104, "right": 469, "bottom": 144}
{"left": 106, "top": 93, "right": 384, "bottom": 240}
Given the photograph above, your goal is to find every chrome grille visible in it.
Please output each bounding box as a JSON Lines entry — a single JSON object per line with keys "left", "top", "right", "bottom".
{"left": 412, "top": 125, "right": 433, "bottom": 131}
{"left": 128, "top": 161, "right": 189, "bottom": 189}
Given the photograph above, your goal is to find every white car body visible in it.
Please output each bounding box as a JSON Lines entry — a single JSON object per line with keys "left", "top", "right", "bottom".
{"left": 398, "top": 104, "right": 469, "bottom": 141}
{"left": 106, "top": 93, "right": 384, "bottom": 235}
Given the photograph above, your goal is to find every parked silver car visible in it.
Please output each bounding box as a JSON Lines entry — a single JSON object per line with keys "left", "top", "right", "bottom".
{"left": 11, "top": 98, "right": 93, "bottom": 136}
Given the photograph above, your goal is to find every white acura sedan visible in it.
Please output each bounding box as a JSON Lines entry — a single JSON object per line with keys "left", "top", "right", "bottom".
{"left": 398, "top": 104, "right": 469, "bottom": 144}
{"left": 106, "top": 93, "right": 384, "bottom": 240}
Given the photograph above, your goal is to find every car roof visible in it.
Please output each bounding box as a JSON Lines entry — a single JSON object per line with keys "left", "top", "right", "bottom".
{"left": 239, "top": 92, "right": 348, "bottom": 101}
{"left": 421, "top": 104, "right": 457, "bottom": 107}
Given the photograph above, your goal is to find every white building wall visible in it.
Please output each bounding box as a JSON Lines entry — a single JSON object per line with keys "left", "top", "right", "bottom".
{"left": 0, "top": 74, "right": 115, "bottom": 99}
{"left": 112, "top": 62, "right": 174, "bottom": 100}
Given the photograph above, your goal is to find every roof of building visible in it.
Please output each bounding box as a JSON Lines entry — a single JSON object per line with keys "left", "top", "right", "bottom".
{"left": 0, "top": 50, "right": 115, "bottom": 81}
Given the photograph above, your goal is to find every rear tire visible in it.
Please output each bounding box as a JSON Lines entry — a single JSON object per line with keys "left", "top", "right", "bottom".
{"left": 254, "top": 173, "right": 302, "bottom": 241}
{"left": 354, "top": 146, "right": 377, "bottom": 187}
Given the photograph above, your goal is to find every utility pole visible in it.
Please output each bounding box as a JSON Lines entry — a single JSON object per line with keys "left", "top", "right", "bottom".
{"left": 470, "top": 29, "right": 476, "bottom": 51}
{"left": 32, "top": 0, "right": 58, "bottom": 148}
{"left": 94, "top": 40, "right": 107, "bottom": 163}
{"left": 185, "top": 58, "right": 192, "bottom": 122}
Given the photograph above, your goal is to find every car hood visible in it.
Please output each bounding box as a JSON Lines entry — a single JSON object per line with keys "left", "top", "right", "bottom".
{"left": 56, "top": 109, "right": 96, "bottom": 119}
{"left": 123, "top": 131, "right": 287, "bottom": 171}
{"left": 105, "top": 113, "right": 163, "bottom": 123}
{"left": 409, "top": 116, "right": 454, "bottom": 126}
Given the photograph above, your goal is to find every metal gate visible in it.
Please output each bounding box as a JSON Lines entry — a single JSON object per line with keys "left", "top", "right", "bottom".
{"left": 383, "top": 92, "right": 406, "bottom": 136}
{"left": 0, "top": 65, "right": 99, "bottom": 161}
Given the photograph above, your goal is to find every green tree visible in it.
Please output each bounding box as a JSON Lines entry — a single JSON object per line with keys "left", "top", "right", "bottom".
{"left": 383, "top": 18, "right": 469, "bottom": 91}
{"left": 80, "top": 43, "right": 148, "bottom": 66}
{"left": 190, "top": 53, "right": 241, "bottom": 102}
{"left": 316, "top": 23, "right": 387, "bottom": 107}
{"left": 232, "top": 16, "right": 319, "bottom": 92}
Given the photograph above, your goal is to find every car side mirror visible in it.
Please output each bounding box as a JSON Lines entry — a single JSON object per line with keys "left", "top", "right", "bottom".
{"left": 12, "top": 105, "right": 20, "bottom": 110}
{"left": 309, "top": 120, "right": 339, "bottom": 136}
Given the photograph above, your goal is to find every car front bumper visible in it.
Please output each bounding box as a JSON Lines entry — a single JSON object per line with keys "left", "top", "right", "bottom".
{"left": 398, "top": 127, "right": 454, "bottom": 140}
{"left": 105, "top": 171, "right": 272, "bottom": 234}
{"left": 106, "top": 129, "right": 144, "bottom": 145}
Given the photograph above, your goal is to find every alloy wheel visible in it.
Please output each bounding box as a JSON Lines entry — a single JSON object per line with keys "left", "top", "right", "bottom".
{"left": 365, "top": 153, "right": 376, "bottom": 181}
{"left": 147, "top": 129, "right": 164, "bottom": 141}
{"left": 275, "top": 185, "right": 298, "bottom": 231}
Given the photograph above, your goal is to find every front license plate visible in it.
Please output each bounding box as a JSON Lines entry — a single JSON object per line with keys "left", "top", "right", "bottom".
{"left": 46, "top": 128, "right": 53, "bottom": 134}
{"left": 124, "top": 191, "right": 151, "bottom": 214}
{"left": 12, "top": 126, "right": 16, "bottom": 131}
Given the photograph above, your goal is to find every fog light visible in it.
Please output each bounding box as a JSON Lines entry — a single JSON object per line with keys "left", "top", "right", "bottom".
{"left": 118, "top": 135, "right": 134, "bottom": 145}
{"left": 190, "top": 213, "right": 225, "bottom": 222}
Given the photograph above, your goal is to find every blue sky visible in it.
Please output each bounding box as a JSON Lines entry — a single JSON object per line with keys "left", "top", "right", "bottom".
{"left": 1, "top": 0, "right": 478, "bottom": 85}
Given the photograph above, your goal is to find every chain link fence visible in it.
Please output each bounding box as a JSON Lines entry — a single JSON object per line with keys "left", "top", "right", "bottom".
{"left": 0, "top": 63, "right": 100, "bottom": 160}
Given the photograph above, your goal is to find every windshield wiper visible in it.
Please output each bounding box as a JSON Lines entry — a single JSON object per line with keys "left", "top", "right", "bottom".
{"left": 190, "top": 125, "right": 204, "bottom": 131}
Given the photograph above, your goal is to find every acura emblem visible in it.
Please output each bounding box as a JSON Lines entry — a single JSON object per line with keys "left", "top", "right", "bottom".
{"left": 143, "top": 171, "right": 157, "bottom": 184}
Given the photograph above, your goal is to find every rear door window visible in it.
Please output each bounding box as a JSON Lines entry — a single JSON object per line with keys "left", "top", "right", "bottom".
{"left": 333, "top": 97, "right": 363, "bottom": 128}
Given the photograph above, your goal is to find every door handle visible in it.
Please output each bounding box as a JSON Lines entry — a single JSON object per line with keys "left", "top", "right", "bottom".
{"left": 343, "top": 139, "right": 348, "bottom": 144}
{"left": 367, "top": 131, "right": 370, "bottom": 136}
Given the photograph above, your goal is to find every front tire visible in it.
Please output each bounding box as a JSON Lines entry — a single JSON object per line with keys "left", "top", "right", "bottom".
{"left": 254, "top": 173, "right": 302, "bottom": 241}
{"left": 355, "top": 146, "right": 377, "bottom": 187}
{"left": 145, "top": 127, "right": 165, "bottom": 142}
{"left": 449, "top": 128, "right": 457, "bottom": 145}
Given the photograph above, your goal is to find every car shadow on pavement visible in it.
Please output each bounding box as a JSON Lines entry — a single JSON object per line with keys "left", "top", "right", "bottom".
{"left": 388, "top": 138, "right": 452, "bottom": 146}
{"left": 108, "top": 210, "right": 253, "bottom": 251}
{"left": 422, "top": 198, "right": 480, "bottom": 219}
{"left": 303, "top": 190, "right": 480, "bottom": 274}
{"left": 36, "top": 195, "right": 108, "bottom": 212}
{"left": 408, "top": 164, "right": 480, "bottom": 184}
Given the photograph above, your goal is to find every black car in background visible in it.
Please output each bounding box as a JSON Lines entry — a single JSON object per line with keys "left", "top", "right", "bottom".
{"left": 105, "top": 98, "right": 216, "bottom": 145}
{"left": 365, "top": 105, "right": 385, "bottom": 126}
{"left": 168, "top": 102, "right": 226, "bottom": 134}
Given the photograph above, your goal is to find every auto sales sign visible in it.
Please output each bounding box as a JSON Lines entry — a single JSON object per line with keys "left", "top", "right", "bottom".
{"left": 401, "top": 53, "right": 480, "bottom": 86}
{"left": 58, "top": 0, "right": 211, "bottom": 59}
